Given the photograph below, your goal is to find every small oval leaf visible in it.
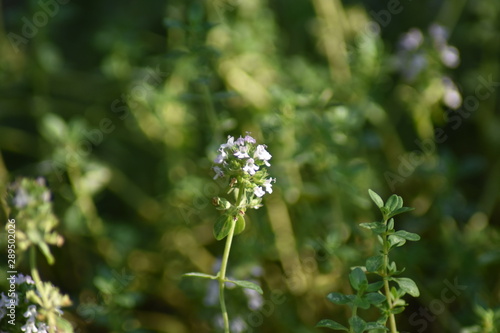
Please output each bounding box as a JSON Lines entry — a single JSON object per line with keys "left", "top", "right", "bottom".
{"left": 393, "top": 277, "right": 420, "bottom": 297}
{"left": 349, "top": 316, "right": 366, "bottom": 333}
{"left": 349, "top": 267, "right": 368, "bottom": 291}
{"left": 327, "top": 292, "right": 352, "bottom": 305}
{"left": 359, "top": 222, "right": 386, "bottom": 234}
{"left": 394, "top": 230, "right": 420, "bottom": 241}
{"left": 234, "top": 214, "right": 245, "bottom": 235}
{"left": 368, "top": 189, "right": 384, "bottom": 208}
{"left": 366, "top": 255, "right": 384, "bottom": 272}
{"left": 225, "top": 279, "right": 263, "bottom": 294}
{"left": 365, "top": 292, "right": 386, "bottom": 305}
{"left": 214, "top": 214, "right": 232, "bottom": 240}
{"left": 316, "top": 319, "right": 349, "bottom": 331}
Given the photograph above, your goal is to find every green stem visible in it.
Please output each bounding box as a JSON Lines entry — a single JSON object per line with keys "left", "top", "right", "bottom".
{"left": 217, "top": 185, "right": 245, "bottom": 333}
{"left": 382, "top": 223, "right": 398, "bottom": 333}
{"left": 349, "top": 305, "right": 358, "bottom": 333}
{"left": 30, "top": 247, "right": 42, "bottom": 286}
{"left": 218, "top": 218, "right": 236, "bottom": 333}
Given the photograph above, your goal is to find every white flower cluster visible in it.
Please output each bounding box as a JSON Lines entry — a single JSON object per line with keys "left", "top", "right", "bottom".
{"left": 213, "top": 134, "right": 275, "bottom": 199}
{"left": 21, "top": 305, "right": 49, "bottom": 333}
{"left": 0, "top": 274, "right": 52, "bottom": 333}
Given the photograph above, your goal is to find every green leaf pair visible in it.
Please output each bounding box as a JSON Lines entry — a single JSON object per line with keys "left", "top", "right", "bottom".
{"left": 368, "top": 189, "right": 414, "bottom": 220}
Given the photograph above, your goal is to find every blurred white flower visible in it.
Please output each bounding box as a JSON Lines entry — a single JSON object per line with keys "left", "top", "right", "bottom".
{"left": 231, "top": 316, "right": 248, "bottom": 333}
{"left": 442, "top": 77, "right": 462, "bottom": 109}
{"left": 399, "top": 28, "right": 423, "bottom": 51}
{"left": 16, "top": 274, "right": 35, "bottom": 285}
{"left": 262, "top": 178, "right": 275, "bottom": 194}
{"left": 429, "top": 23, "right": 448, "bottom": 47}
{"left": 244, "top": 287, "right": 264, "bottom": 311}
{"left": 440, "top": 45, "right": 460, "bottom": 68}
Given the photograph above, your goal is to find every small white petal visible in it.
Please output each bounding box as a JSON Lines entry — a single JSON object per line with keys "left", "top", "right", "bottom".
{"left": 254, "top": 187, "right": 265, "bottom": 197}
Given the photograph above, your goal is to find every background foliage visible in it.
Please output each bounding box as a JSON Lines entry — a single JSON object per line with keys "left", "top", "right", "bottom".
{"left": 1, "top": 0, "right": 499, "bottom": 332}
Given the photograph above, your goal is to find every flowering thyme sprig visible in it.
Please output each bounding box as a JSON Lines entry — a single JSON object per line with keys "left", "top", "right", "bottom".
{"left": 212, "top": 134, "right": 275, "bottom": 239}
{"left": 184, "top": 133, "right": 273, "bottom": 333}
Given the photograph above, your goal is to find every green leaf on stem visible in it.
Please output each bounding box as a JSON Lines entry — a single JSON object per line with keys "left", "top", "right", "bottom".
{"left": 388, "top": 234, "right": 406, "bottom": 248}
{"left": 366, "top": 281, "right": 384, "bottom": 292}
{"left": 327, "top": 292, "right": 353, "bottom": 305}
{"left": 391, "top": 306, "right": 406, "bottom": 314}
{"left": 368, "top": 189, "right": 384, "bottom": 208}
{"left": 385, "top": 194, "right": 402, "bottom": 213}
{"left": 349, "top": 267, "right": 368, "bottom": 291}
{"left": 394, "top": 230, "right": 420, "bottom": 241}
{"left": 365, "top": 322, "right": 388, "bottom": 331}
{"left": 183, "top": 272, "right": 217, "bottom": 279}
{"left": 392, "top": 277, "right": 420, "bottom": 297}
{"left": 315, "top": 319, "right": 349, "bottom": 331}
{"left": 214, "top": 214, "right": 232, "bottom": 240}
{"left": 234, "top": 214, "right": 245, "bottom": 235}
{"left": 348, "top": 316, "right": 366, "bottom": 333}
{"left": 225, "top": 279, "right": 263, "bottom": 294}
{"left": 359, "top": 222, "right": 386, "bottom": 234}
{"left": 387, "top": 218, "right": 394, "bottom": 230}
{"left": 366, "top": 255, "right": 384, "bottom": 272}
{"left": 365, "top": 292, "right": 386, "bottom": 305}
{"left": 354, "top": 295, "right": 370, "bottom": 309}
{"left": 387, "top": 206, "right": 414, "bottom": 219}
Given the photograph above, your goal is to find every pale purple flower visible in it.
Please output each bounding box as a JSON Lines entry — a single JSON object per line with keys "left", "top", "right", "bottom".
{"left": 23, "top": 305, "right": 37, "bottom": 319}
{"left": 13, "top": 187, "right": 32, "bottom": 208}
{"left": 235, "top": 136, "right": 246, "bottom": 146}
{"left": 243, "top": 159, "right": 259, "bottom": 175}
{"left": 214, "top": 149, "right": 228, "bottom": 164}
{"left": 231, "top": 316, "right": 248, "bottom": 333}
{"left": 0, "top": 293, "right": 9, "bottom": 319}
{"left": 254, "top": 145, "right": 272, "bottom": 166}
{"left": 442, "top": 77, "right": 462, "bottom": 109}
{"left": 37, "top": 323, "right": 49, "bottom": 333}
{"left": 440, "top": 45, "right": 460, "bottom": 68}
{"left": 254, "top": 186, "right": 265, "bottom": 197}
{"left": 21, "top": 320, "right": 38, "bottom": 333}
{"left": 399, "top": 28, "right": 423, "bottom": 51}
{"left": 244, "top": 288, "right": 264, "bottom": 311}
{"left": 429, "top": 23, "right": 448, "bottom": 47}
{"left": 220, "top": 136, "right": 235, "bottom": 149}
{"left": 244, "top": 134, "right": 256, "bottom": 143}
{"left": 400, "top": 53, "right": 427, "bottom": 81}
{"left": 16, "top": 274, "right": 35, "bottom": 285}
{"left": 234, "top": 146, "right": 250, "bottom": 159}
{"left": 213, "top": 166, "right": 224, "bottom": 180}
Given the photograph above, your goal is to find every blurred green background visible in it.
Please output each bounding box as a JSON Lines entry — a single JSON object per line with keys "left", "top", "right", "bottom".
{"left": 0, "top": 0, "right": 499, "bottom": 332}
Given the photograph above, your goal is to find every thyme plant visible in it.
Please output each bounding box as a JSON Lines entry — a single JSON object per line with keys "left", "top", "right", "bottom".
{"left": 317, "top": 190, "right": 420, "bottom": 333}
{"left": 1, "top": 178, "right": 73, "bottom": 333}
{"left": 184, "top": 134, "right": 275, "bottom": 333}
